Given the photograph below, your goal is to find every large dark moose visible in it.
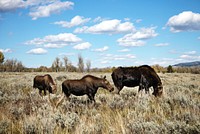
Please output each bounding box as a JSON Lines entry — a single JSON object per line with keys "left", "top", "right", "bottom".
{"left": 111, "top": 65, "right": 163, "bottom": 97}
{"left": 56, "top": 75, "right": 114, "bottom": 107}
{"left": 33, "top": 74, "right": 57, "bottom": 96}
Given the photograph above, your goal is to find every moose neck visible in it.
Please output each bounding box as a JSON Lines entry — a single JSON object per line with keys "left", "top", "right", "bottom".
{"left": 94, "top": 79, "right": 105, "bottom": 89}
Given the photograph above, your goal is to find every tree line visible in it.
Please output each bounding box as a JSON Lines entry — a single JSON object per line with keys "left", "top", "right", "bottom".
{"left": 0, "top": 52, "right": 92, "bottom": 72}
{"left": 0, "top": 51, "right": 200, "bottom": 73}
{"left": 51, "top": 55, "right": 91, "bottom": 72}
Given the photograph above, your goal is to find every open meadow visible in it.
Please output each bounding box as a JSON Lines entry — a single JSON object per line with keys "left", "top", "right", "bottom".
{"left": 0, "top": 72, "right": 200, "bottom": 134}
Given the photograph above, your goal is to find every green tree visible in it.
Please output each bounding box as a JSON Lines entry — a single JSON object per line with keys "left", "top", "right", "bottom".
{"left": 167, "top": 65, "right": 174, "bottom": 73}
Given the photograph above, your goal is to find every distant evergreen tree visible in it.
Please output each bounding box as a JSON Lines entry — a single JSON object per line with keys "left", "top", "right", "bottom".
{"left": 167, "top": 65, "right": 174, "bottom": 73}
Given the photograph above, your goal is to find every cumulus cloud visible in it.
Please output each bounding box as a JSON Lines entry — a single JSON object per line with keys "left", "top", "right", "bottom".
{"left": 44, "top": 43, "right": 66, "bottom": 48}
{"left": 26, "top": 48, "right": 47, "bottom": 54}
{"left": 0, "top": 0, "right": 24, "bottom": 12}
{"left": 92, "top": 46, "right": 109, "bottom": 52}
{"left": 179, "top": 50, "right": 200, "bottom": 61}
{"left": 73, "top": 42, "right": 92, "bottom": 50}
{"left": 53, "top": 15, "right": 91, "bottom": 28}
{"left": 25, "top": 33, "right": 82, "bottom": 48}
{"left": 167, "top": 11, "right": 200, "bottom": 32}
{"left": 29, "top": 1, "right": 74, "bottom": 20}
{"left": 0, "top": 0, "right": 74, "bottom": 20}
{"left": 74, "top": 19, "right": 135, "bottom": 34}
{"left": 0, "top": 48, "right": 12, "bottom": 53}
{"left": 179, "top": 55, "right": 200, "bottom": 61}
{"left": 93, "top": 16, "right": 107, "bottom": 23}
{"left": 117, "top": 27, "right": 158, "bottom": 47}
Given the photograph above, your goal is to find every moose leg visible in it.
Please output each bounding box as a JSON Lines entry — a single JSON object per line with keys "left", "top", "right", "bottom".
{"left": 44, "top": 89, "right": 47, "bottom": 96}
{"left": 144, "top": 84, "right": 150, "bottom": 94}
{"left": 88, "top": 93, "right": 95, "bottom": 104}
{"left": 39, "top": 90, "right": 43, "bottom": 96}
{"left": 145, "top": 88, "right": 149, "bottom": 94}
{"left": 117, "top": 86, "right": 123, "bottom": 95}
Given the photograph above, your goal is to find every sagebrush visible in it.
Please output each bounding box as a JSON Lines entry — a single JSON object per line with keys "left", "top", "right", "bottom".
{"left": 0, "top": 72, "right": 199, "bottom": 134}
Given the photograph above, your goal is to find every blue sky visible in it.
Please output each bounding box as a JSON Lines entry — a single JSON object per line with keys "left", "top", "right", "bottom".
{"left": 0, "top": 0, "right": 200, "bottom": 68}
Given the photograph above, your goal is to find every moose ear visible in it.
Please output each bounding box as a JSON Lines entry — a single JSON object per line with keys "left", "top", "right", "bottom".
{"left": 103, "top": 75, "right": 106, "bottom": 79}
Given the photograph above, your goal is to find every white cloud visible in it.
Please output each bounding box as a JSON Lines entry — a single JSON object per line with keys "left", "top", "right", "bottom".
{"left": 177, "top": 51, "right": 198, "bottom": 60}
{"left": 184, "top": 51, "right": 196, "bottom": 55}
{"left": 154, "top": 43, "right": 169, "bottom": 47}
{"left": 26, "top": 48, "right": 47, "bottom": 54}
{"left": 25, "top": 33, "right": 82, "bottom": 47}
{"left": 0, "top": 0, "right": 74, "bottom": 20}
{"left": 54, "top": 15, "right": 91, "bottom": 28}
{"left": 167, "top": 11, "right": 200, "bottom": 32}
{"left": 0, "top": 0, "right": 24, "bottom": 12}
{"left": 44, "top": 43, "right": 66, "bottom": 48}
{"left": 73, "top": 42, "right": 92, "bottom": 50}
{"left": 118, "top": 27, "right": 158, "bottom": 47}
{"left": 0, "top": 48, "right": 12, "bottom": 53}
{"left": 74, "top": 19, "right": 135, "bottom": 34}
{"left": 29, "top": 1, "right": 74, "bottom": 20}
{"left": 180, "top": 55, "right": 192, "bottom": 59}
{"left": 150, "top": 58, "right": 174, "bottom": 66}
{"left": 92, "top": 46, "right": 109, "bottom": 52}
{"left": 93, "top": 16, "right": 108, "bottom": 23}
{"left": 180, "top": 54, "right": 200, "bottom": 61}
{"left": 101, "top": 60, "right": 110, "bottom": 64}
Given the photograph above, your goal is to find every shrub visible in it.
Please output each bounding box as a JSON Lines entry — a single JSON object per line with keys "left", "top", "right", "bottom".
{"left": 0, "top": 120, "right": 11, "bottom": 134}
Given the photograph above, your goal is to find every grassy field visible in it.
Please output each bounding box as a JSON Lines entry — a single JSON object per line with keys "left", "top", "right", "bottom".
{"left": 0, "top": 72, "right": 200, "bottom": 134}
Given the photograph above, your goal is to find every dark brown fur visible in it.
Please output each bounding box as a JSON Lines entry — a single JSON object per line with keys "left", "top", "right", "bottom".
{"left": 56, "top": 75, "right": 114, "bottom": 107}
{"left": 33, "top": 74, "right": 57, "bottom": 96}
{"left": 111, "top": 65, "right": 163, "bottom": 97}
{"left": 138, "top": 65, "right": 163, "bottom": 96}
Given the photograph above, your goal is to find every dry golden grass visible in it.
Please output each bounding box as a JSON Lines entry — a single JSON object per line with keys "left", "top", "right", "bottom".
{"left": 0, "top": 72, "right": 200, "bottom": 134}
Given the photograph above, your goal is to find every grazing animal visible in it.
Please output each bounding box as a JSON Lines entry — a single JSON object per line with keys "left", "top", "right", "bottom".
{"left": 138, "top": 65, "right": 163, "bottom": 96}
{"left": 33, "top": 74, "right": 57, "bottom": 96}
{"left": 56, "top": 75, "right": 114, "bottom": 107}
{"left": 111, "top": 65, "right": 163, "bottom": 97}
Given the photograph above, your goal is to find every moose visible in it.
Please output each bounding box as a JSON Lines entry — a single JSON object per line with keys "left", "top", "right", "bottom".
{"left": 55, "top": 75, "right": 114, "bottom": 108}
{"left": 33, "top": 74, "right": 57, "bottom": 96}
{"left": 111, "top": 65, "right": 163, "bottom": 97}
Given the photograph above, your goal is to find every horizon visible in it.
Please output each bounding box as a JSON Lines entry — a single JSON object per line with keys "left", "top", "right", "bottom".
{"left": 0, "top": 0, "right": 200, "bottom": 68}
